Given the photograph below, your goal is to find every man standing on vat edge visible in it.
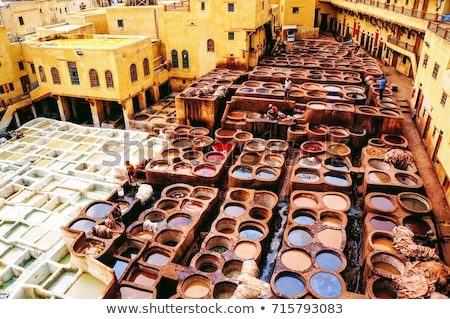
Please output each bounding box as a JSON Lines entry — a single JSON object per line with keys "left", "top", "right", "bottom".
{"left": 284, "top": 77, "right": 292, "bottom": 100}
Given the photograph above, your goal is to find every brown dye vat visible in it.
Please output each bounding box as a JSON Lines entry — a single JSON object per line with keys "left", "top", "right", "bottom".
{"left": 327, "top": 144, "right": 351, "bottom": 157}
{"left": 213, "top": 282, "right": 238, "bottom": 299}
{"left": 205, "top": 236, "right": 232, "bottom": 254}
{"left": 327, "top": 127, "right": 350, "bottom": 143}
{"left": 370, "top": 232, "right": 396, "bottom": 254}
{"left": 397, "top": 192, "right": 431, "bottom": 214}
{"left": 402, "top": 216, "right": 431, "bottom": 237}
{"left": 364, "top": 251, "right": 406, "bottom": 279}
{"left": 317, "top": 228, "right": 344, "bottom": 249}
{"left": 128, "top": 268, "right": 159, "bottom": 287}
{"left": 381, "top": 134, "right": 408, "bottom": 149}
{"left": 188, "top": 127, "right": 210, "bottom": 139}
{"left": 194, "top": 253, "right": 221, "bottom": 273}
{"left": 181, "top": 275, "right": 211, "bottom": 298}
{"left": 320, "top": 212, "right": 346, "bottom": 227}
{"left": 248, "top": 207, "right": 271, "bottom": 221}
{"left": 280, "top": 248, "right": 312, "bottom": 272}
{"left": 366, "top": 276, "right": 398, "bottom": 299}
{"left": 163, "top": 185, "right": 193, "bottom": 199}
{"left": 233, "top": 240, "right": 259, "bottom": 259}
{"left": 222, "top": 260, "right": 243, "bottom": 279}
{"left": 192, "top": 136, "right": 214, "bottom": 152}
{"left": 116, "top": 284, "right": 154, "bottom": 299}
{"left": 215, "top": 128, "right": 237, "bottom": 143}
{"left": 365, "top": 193, "right": 397, "bottom": 214}
{"left": 142, "top": 247, "right": 172, "bottom": 267}
{"left": 154, "top": 229, "right": 184, "bottom": 248}
{"left": 214, "top": 218, "right": 237, "bottom": 234}
{"left": 369, "top": 216, "right": 398, "bottom": 232}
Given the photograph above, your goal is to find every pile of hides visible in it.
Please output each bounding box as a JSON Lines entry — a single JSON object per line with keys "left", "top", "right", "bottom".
{"left": 231, "top": 260, "right": 270, "bottom": 299}
{"left": 391, "top": 226, "right": 450, "bottom": 298}
{"left": 180, "top": 85, "right": 228, "bottom": 98}
{"left": 143, "top": 219, "right": 159, "bottom": 233}
{"left": 135, "top": 184, "right": 154, "bottom": 205}
{"left": 382, "top": 148, "right": 414, "bottom": 170}
{"left": 92, "top": 225, "right": 113, "bottom": 239}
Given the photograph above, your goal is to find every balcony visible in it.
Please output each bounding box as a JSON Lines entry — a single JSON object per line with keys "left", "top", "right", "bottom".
{"left": 164, "top": 1, "right": 190, "bottom": 12}
{"left": 387, "top": 37, "right": 416, "bottom": 53}
{"left": 429, "top": 21, "right": 450, "bottom": 42}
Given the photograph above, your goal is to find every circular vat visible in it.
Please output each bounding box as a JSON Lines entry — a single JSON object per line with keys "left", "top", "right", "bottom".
{"left": 368, "top": 251, "right": 405, "bottom": 278}
{"left": 402, "top": 216, "right": 431, "bottom": 237}
{"left": 188, "top": 127, "right": 210, "bottom": 138}
{"left": 181, "top": 275, "right": 211, "bottom": 298}
{"left": 369, "top": 216, "right": 398, "bottom": 232}
{"left": 395, "top": 173, "right": 418, "bottom": 186}
{"left": 266, "top": 140, "right": 289, "bottom": 153}
{"left": 368, "top": 171, "right": 391, "bottom": 184}
{"left": 294, "top": 168, "right": 320, "bottom": 183}
{"left": 174, "top": 125, "right": 193, "bottom": 138}
{"left": 255, "top": 166, "right": 277, "bottom": 180}
{"left": 320, "top": 211, "right": 345, "bottom": 227}
{"left": 205, "top": 236, "right": 232, "bottom": 254}
{"left": 229, "top": 189, "right": 251, "bottom": 202}
{"left": 222, "top": 260, "right": 243, "bottom": 279}
{"left": 69, "top": 217, "right": 96, "bottom": 232}
{"left": 370, "top": 232, "right": 396, "bottom": 254}
{"left": 365, "top": 147, "right": 387, "bottom": 158}
{"left": 238, "top": 221, "right": 265, "bottom": 240}
{"left": 164, "top": 185, "right": 192, "bottom": 199}
{"left": 253, "top": 191, "right": 277, "bottom": 207}
{"left": 298, "top": 156, "right": 321, "bottom": 168}
{"left": 231, "top": 165, "right": 253, "bottom": 179}
{"left": 368, "top": 277, "right": 398, "bottom": 299}
{"left": 161, "top": 148, "right": 180, "bottom": 159}
{"left": 142, "top": 209, "right": 166, "bottom": 223}
{"left": 272, "top": 271, "right": 307, "bottom": 298}
{"left": 233, "top": 131, "right": 253, "bottom": 142}
{"left": 324, "top": 157, "right": 349, "bottom": 172}
{"left": 358, "top": 106, "right": 378, "bottom": 114}
{"left": 309, "top": 271, "right": 343, "bottom": 298}
{"left": 249, "top": 206, "right": 271, "bottom": 221}
{"left": 193, "top": 164, "right": 217, "bottom": 177}
{"left": 156, "top": 199, "right": 179, "bottom": 211}
{"left": 368, "top": 159, "right": 391, "bottom": 170}
{"left": 327, "top": 144, "right": 351, "bottom": 157}
{"left": 127, "top": 267, "right": 159, "bottom": 287}
{"left": 215, "top": 218, "right": 236, "bottom": 234}
{"left": 381, "top": 134, "right": 408, "bottom": 148}
{"left": 233, "top": 240, "right": 259, "bottom": 259}
{"left": 128, "top": 222, "right": 156, "bottom": 240}
{"left": 191, "top": 187, "right": 216, "bottom": 201}
{"left": 192, "top": 136, "right": 214, "bottom": 150}
{"left": 322, "top": 193, "right": 349, "bottom": 211}
{"left": 143, "top": 247, "right": 171, "bottom": 266}
{"left": 323, "top": 172, "right": 350, "bottom": 186}
{"left": 215, "top": 128, "right": 237, "bottom": 141}
{"left": 280, "top": 248, "right": 312, "bottom": 272}
{"left": 223, "top": 202, "right": 246, "bottom": 217}
{"left": 212, "top": 142, "right": 233, "bottom": 152}
{"left": 154, "top": 229, "right": 183, "bottom": 247}
{"left": 317, "top": 228, "right": 344, "bottom": 249}
{"left": 213, "top": 282, "right": 237, "bottom": 299}
{"left": 368, "top": 194, "right": 396, "bottom": 212}
{"left": 85, "top": 201, "right": 113, "bottom": 219}
{"left": 380, "top": 108, "right": 401, "bottom": 117}
{"left": 287, "top": 227, "right": 313, "bottom": 247}
{"left": 172, "top": 162, "right": 192, "bottom": 174}
{"left": 263, "top": 154, "right": 284, "bottom": 167}
{"left": 149, "top": 160, "right": 170, "bottom": 171}
{"left": 314, "top": 250, "right": 345, "bottom": 272}
{"left": 292, "top": 192, "right": 318, "bottom": 208}
{"left": 204, "top": 151, "right": 226, "bottom": 164}
{"left": 292, "top": 209, "right": 316, "bottom": 225}
{"left": 195, "top": 254, "right": 221, "bottom": 273}
{"left": 167, "top": 213, "right": 191, "bottom": 228}
{"left": 307, "top": 101, "right": 327, "bottom": 110}
{"left": 300, "top": 141, "right": 325, "bottom": 154}
{"left": 244, "top": 138, "right": 266, "bottom": 152}
{"left": 183, "top": 150, "right": 203, "bottom": 162}
{"left": 172, "top": 138, "right": 192, "bottom": 150}
{"left": 397, "top": 192, "right": 431, "bottom": 214}
{"left": 241, "top": 152, "right": 262, "bottom": 165}
{"left": 181, "top": 199, "right": 204, "bottom": 213}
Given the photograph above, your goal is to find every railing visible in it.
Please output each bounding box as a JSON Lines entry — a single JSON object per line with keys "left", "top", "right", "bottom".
{"left": 333, "top": 0, "right": 449, "bottom": 21}
{"left": 429, "top": 21, "right": 450, "bottom": 42}
{"left": 10, "top": 93, "right": 30, "bottom": 105}
{"left": 387, "top": 37, "right": 416, "bottom": 53}
{"left": 164, "top": 1, "right": 190, "bottom": 12}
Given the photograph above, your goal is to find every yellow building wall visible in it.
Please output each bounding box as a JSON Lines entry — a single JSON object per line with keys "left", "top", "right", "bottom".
{"left": 278, "top": 0, "right": 317, "bottom": 39}
{"left": 66, "top": 9, "right": 109, "bottom": 34}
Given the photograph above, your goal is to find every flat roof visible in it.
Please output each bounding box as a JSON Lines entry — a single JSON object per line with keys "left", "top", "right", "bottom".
{"left": 49, "top": 37, "right": 137, "bottom": 48}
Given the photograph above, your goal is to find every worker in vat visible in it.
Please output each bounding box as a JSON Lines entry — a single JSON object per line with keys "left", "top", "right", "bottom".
{"left": 267, "top": 104, "right": 279, "bottom": 120}
{"left": 125, "top": 160, "right": 137, "bottom": 186}
{"left": 379, "top": 74, "right": 387, "bottom": 100}
{"left": 284, "top": 77, "right": 292, "bottom": 101}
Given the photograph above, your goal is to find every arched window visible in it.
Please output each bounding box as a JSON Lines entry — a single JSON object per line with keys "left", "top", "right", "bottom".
{"left": 89, "top": 69, "right": 100, "bottom": 88}
{"left": 182, "top": 50, "right": 189, "bottom": 69}
{"left": 171, "top": 50, "right": 179, "bottom": 68}
{"left": 130, "top": 64, "right": 138, "bottom": 82}
{"left": 105, "top": 71, "right": 114, "bottom": 88}
{"left": 207, "top": 39, "right": 215, "bottom": 52}
{"left": 38, "top": 66, "right": 47, "bottom": 82}
{"left": 143, "top": 58, "right": 150, "bottom": 76}
{"left": 51, "top": 67, "right": 61, "bottom": 84}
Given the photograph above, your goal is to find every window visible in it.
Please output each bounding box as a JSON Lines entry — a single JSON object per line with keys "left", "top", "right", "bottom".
{"left": 118, "top": 19, "right": 124, "bottom": 28}
{"left": 207, "top": 39, "right": 215, "bottom": 52}
{"left": 171, "top": 50, "right": 179, "bottom": 68}
{"left": 68, "top": 62, "right": 80, "bottom": 85}
{"left": 432, "top": 63, "right": 439, "bottom": 79}
{"left": 182, "top": 50, "right": 189, "bottom": 69}
{"left": 0, "top": 86, "right": 4, "bottom": 94}
{"left": 38, "top": 66, "right": 47, "bottom": 82}
{"left": 423, "top": 54, "right": 428, "bottom": 68}
{"left": 31, "top": 64, "right": 35, "bottom": 74}
{"left": 228, "top": 32, "right": 234, "bottom": 40}
{"left": 18, "top": 61, "right": 24, "bottom": 70}
{"left": 9, "top": 83, "right": 14, "bottom": 91}
{"left": 105, "top": 71, "right": 114, "bottom": 88}
{"left": 293, "top": 7, "right": 299, "bottom": 14}
{"left": 143, "top": 58, "right": 150, "bottom": 76}
{"left": 130, "top": 64, "right": 138, "bottom": 82}
{"left": 51, "top": 67, "right": 61, "bottom": 84}
{"left": 441, "top": 92, "right": 447, "bottom": 106}
{"left": 19, "top": 17, "right": 24, "bottom": 25}
{"left": 201, "top": 1, "right": 205, "bottom": 10}
{"left": 89, "top": 69, "right": 100, "bottom": 87}
{"left": 228, "top": 3, "right": 234, "bottom": 12}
